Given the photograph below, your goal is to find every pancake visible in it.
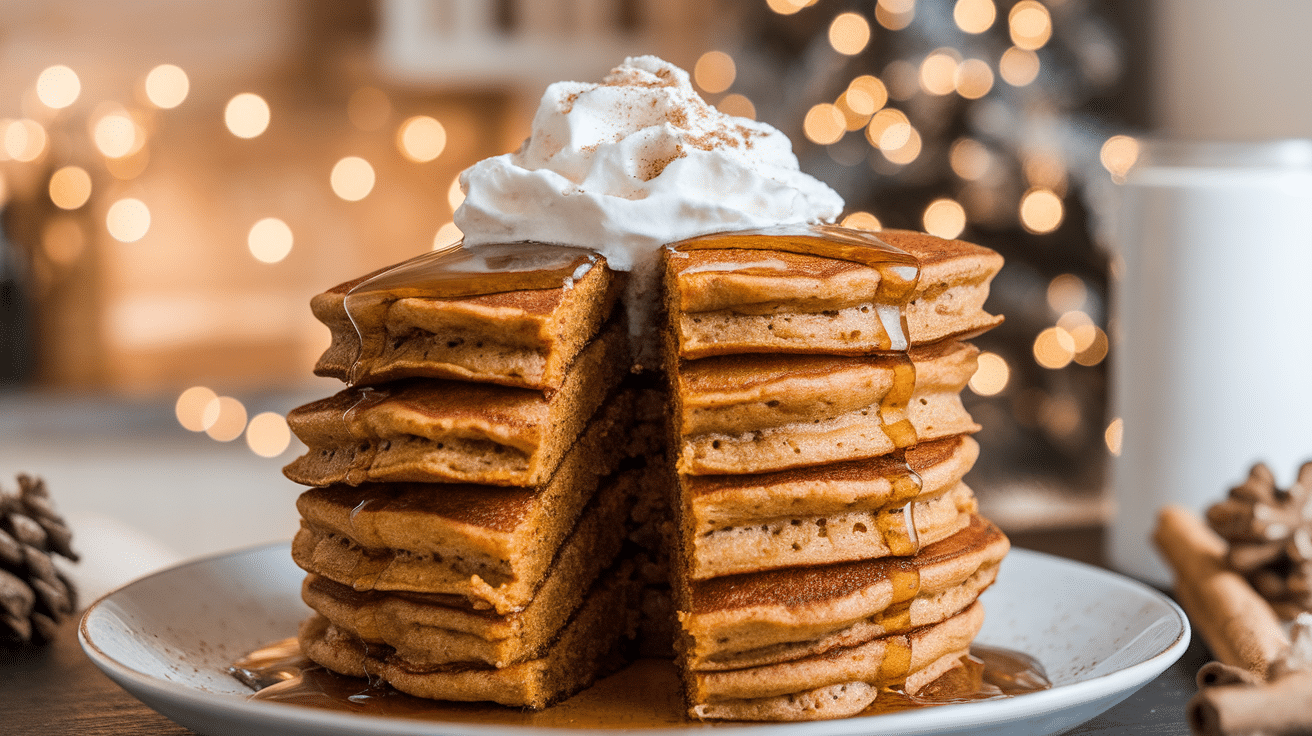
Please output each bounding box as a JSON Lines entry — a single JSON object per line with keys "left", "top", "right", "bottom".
{"left": 313, "top": 249, "right": 621, "bottom": 391}
{"left": 688, "top": 481, "right": 978, "bottom": 580}
{"left": 673, "top": 340, "right": 980, "bottom": 475}
{"left": 680, "top": 515, "right": 1008, "bottom": 668}
{"left": 284, "top": 317, "right": 629, "bottom": 488}
{"left": 687, "top": 601, "right": 984, "bottom": 721}
{"left": 681, "top": 436, "right": 979, "bottom": 578}
{"left": 294, "top": 459, "right": 646, "bottom": 616}
{"left": 666, "top": 228, "right": 1003, "bottom": 359}
{"left": 298, "top": 474, "right": 642, "bottom": 670}
{"left": 299, "top": 560, "right": 639, "bottom": 709}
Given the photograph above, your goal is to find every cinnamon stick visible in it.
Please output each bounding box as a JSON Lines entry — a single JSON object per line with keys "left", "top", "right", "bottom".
{"left": 1152, "top": 505, "right": 1289, "bottom": 678}
{"left": 1187, "top": 670, "right": 1312, "bottom": 736}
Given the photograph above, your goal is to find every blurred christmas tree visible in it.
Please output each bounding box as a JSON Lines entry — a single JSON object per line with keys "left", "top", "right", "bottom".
{"left": 707, "top": 0, "right": 1150, "bottom": 527}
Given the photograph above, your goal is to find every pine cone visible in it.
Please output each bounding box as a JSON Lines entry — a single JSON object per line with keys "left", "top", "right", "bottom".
{"left": 1207, "top": 462, "right": 1312, "bottom": 618}
{"left": 0, "top": 474, "right": 78, "bottom": 645}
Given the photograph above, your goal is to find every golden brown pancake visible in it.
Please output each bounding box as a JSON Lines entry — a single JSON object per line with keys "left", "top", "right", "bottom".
{"left": 680, "top": 515, "right": 1008, "bottom": 668}
{"left": 672, "top": 340, "right": 981, "bottom": 475}
{"left": 299, "top": 560, "right": 639, "bottom": 709}
{"left": 313, "top": 251, "right": 622, "bottom": 391}
{"left": 681, "top": 435, "right": 980, "bottom": 578}
{"left": 686, "top": 603, "right": 985, "bottom": 721}
{"left": 284, "top": 317, "right": 629, "bottom": 488}
{"left": 665, "top": 228, "right": 1003, "bottom": 359}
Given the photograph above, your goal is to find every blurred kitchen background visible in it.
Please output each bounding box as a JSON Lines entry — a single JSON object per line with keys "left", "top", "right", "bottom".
{"left": 0, "top": 0, "right": 1298, "bottom": 597}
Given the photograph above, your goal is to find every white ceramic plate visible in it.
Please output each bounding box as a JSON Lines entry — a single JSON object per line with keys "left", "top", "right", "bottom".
{"left": 80, "top": 543, "right": 1189, "bottom": 736}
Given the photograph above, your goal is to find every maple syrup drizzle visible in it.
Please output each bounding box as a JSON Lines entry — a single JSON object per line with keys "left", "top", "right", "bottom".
{"left": 868, "top": 645, "right": 1052, "bottom": 713}
{"left": 671, "top": 223, "right": 921, "bottom": 351}
{"left": 234, "top": 639, "right": 1049, "bottom": 723}
{"left": 341, "top": 241, "right": 598, "bottom": 386}
{"left": 339, "top": 386, "right": 390, "bottom": 485}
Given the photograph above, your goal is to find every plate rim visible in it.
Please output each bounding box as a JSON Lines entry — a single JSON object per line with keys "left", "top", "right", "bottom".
{"left": 79, "top": 543, "right": 1191, "bottom": 736}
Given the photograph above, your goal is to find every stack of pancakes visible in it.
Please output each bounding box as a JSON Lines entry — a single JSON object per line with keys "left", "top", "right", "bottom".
{"left": 283, "top": 245, "right": 665, "bottom": 708}
{"left": 662, "top": 226, "right": 1009, "bottom": 721}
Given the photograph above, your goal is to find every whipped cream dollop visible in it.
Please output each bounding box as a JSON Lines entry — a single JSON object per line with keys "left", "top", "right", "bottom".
{"left": 454, "top": 55, "right": 844, "bottom": 273}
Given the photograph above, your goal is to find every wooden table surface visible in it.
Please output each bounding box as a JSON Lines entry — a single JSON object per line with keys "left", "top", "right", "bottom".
{"left": 0, "top": 526, "right": 1207, "bottom": 736}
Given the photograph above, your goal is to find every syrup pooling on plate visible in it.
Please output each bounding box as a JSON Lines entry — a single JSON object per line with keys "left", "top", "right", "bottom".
{"left": 869, "top": 645, "right": 1052, "bottom": 713}
{"left": 671, "top": 223, "right": 922, "bottom": 351}
{"left": 233, "top": 640, "right": 1049, "bottom": 724}
{"left": 341, "top": 242, "right": 600, "bottom": 386}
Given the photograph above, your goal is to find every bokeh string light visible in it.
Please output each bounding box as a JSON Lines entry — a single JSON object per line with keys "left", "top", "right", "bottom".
{"left": 397, "top": 115, "right": 447, "bottom": 162}
{"left": 144, "top": 65, "right": 189, "bottom": 108}
{"left": 36, "top": 66, "right": 81, "bottom": 109}
{"left": 331, "top": 156, "right": 375, "bottom": 201}
{"left": 48, "top": 166, "right": 92, "bottom": 210}
{"left": 106, "top": 198, "right": 150, "bottom": 242}
{"left": 248, "top": 217, "right": 294, "bottom": 263}
{"left": 694, "top": 51, "right": 736, "bottom": 94}
{"left": 246, "top": 412, "right": 292, "bottom": 458}
{"left": 225, "top": 93, "right": 270, "bottom": 138}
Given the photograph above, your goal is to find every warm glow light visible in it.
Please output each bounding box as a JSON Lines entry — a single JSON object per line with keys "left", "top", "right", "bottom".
{"left": 42, "top": 217, "right": 85, "bottom": 266}
{"left": 331, "top": 156, "right": 375, "bottom": 201}
{"left": 36, "top": 66, "right": 81, "bottom": 109}
{"left": 93, "top": 114, "right": 136, "bottom": 158}
{"left": 882, "top": 127, "right": 922, "bottom": 165}
{"left": 841, "top": 211, "right": 882, "bottom": 231}
{"left": 107, "top": 198, "right": 150, "bottom": 242}
{"left": 950, "top": 138, "right": 991, "bottom": 180}
{"left": 955, "top": 58, "right": 995, "bottom": 99}
{"left": 1056, "top": 310, "right": 1093, "bottom": 334}
{"left": 348, "top": 87, "right": 391, "bottom": 131}
{"left": 1033, "top": 326, "right": 1075, "bottom": 369}
{"left": 865, "top": 108, "right": 909, "bottom": 148}
{"left": 969, "top": 351, "right": 1010, "bottom": 396}
{"left": 447, "top": 176, "right": 465, "bottom": 212}
{"left": 203, "top": 396, "right": 248, "bottom": 442}
{"left": 766, "top": 0, "right": 813, "bottom": 15}
{"left": 1020, "top": 188, "right": 1064, "bottom": 234}
{"left": 835, "top": 92, "right": 872, "bottom": 131}
{"left": 49, "top": 166, "right": 92, "bottom": 210}
{"left": 803, "top": 103, "right": 846, "bottom": 145}
{"left": 829, "top": 12, "right": 872, "bottom": 56}
{"left": 225, "top": 93, "right": 270, "bottom": 138}
{"left": 1010, "top": 1, "right": 1053, "bottom": 50}
{"left": 999, "top": 47, "right": 1041, "bottom": 86}
{"left": 434, "top": 222, "right": 463, "bottom": 249}
{"left": 920, "top": 51, "right": 960, "bottom": 96}
{"left": 876, "top": 0, "right": 915, "bottom": 29}
{"left": 248, "top": 217, "right": 294, "bottom": 263}
{"left": 246, "top": 412, "right": 292, "bottom": 458}
{"left": 145, "top": 65, "right": 189, "bottom": 108}
{"left": 878, "top": 122, "right": 912, "bottom": 151}
{"left": 1101, "top": 135, "right": 1140, "bottom": 179}
{"left": 0, "top": 172, "right": 6, "bottom": 204}
{"left": 1047, "top": 274, "right": 1087, "bottom": 313}
{"left": 847, "top": 76, "right": 888, "bottom": 114}
{"left": 5, "top": 119, "right": 47, "bottom": 162}
{"left": 923, "top": 198, "right": 966, "bottom": 239}
{"left": 694, "top": 51, "right": 737, "bottom": 94}
{"left": 1105, "top": 417, "right": 1124, "bottom": 456}
{"left": 398, "top": 116, "right": 447, "bottom": 162}
{"left": 176, "top": 386, "right": 218, "bottom": 432}
{"left": 717, "top": 94, "right": 756, "bottom": 120}
{"left": 1073, "top": 325, "right": 1109, "bottom": 366}
{"left": 954, "top": 0, "right": 996, "bottom": 34}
